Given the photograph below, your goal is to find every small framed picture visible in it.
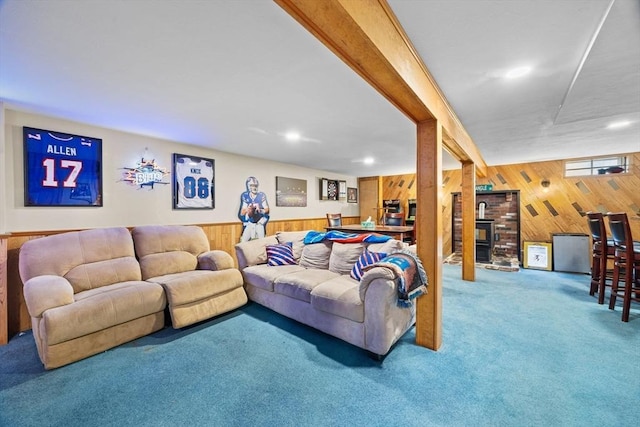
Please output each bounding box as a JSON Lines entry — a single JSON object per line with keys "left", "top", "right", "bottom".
{"left": 523, "top": 241, "right": 552, "bottom": 271}
{"left": 172, "top": 153, "right": 215, "bottom": 209}
{"left": 347, "top": 187, "right": 358, "bottom": 203}
{"left": 339, "top": 180, "right": 347, "bottom": 200}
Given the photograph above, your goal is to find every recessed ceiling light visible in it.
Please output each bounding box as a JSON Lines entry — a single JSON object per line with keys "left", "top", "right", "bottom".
{"left": 607, "top": 120, "right": 631, "bottom": 129}
{"left": 504, "top": 66, "right": 532, "bottom": 79}
{"left": 363, "top": 157, "right": 375, "bottom": 165}
{"left": 284, "top": 131, "right": 301, "bottom": 142}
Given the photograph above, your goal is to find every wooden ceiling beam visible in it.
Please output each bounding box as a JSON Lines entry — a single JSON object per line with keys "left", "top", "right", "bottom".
{"left": 275, "top": 0, "right": 487, "bottom": 176}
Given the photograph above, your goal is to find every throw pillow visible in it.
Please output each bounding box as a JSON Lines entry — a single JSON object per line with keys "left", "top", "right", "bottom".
{"left": 266, "top": 242, "right": 297, "bottom": 266}
{"left": 350, "top": 250, "right": 387, "bottom": 281}
{"left": 299, "top": 242, "right": 332, "bottom": 269}
{"left": 367, "top": 238, "right": 405, "bottom": 254}
{"left": 329, "top": 242, "right": 364, "bottom": 275}
{"left": 276, "top": 230, "right": 309, "bottom": 260}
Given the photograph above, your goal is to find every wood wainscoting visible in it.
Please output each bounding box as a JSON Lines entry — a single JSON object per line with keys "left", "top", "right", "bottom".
{"left": 0, "top": 216, "right": 361, "bottom": 344}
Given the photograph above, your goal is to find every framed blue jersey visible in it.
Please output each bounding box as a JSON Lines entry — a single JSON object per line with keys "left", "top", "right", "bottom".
{"left": 23, "top": 127, "right": 103, "bottom": 206}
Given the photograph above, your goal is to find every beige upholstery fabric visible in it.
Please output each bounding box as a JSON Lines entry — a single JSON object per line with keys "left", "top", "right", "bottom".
{"left": 241, "top": 264, "right": 305, "bottom": 292}
{"left": 235, "top": 235, "right": 278, "bottom": 268}
{"left": 23, "top": 275, "right": 74, "bottom": 318}
{"left": 19, "top": 227, "right": 142, "bottom": 293}
{"left": 132, "top": 225, "right": 208, "bottom": 279}
{"left": 198, "top": 250, "right": 236, "bottom": 271}
{"left": 276, "top": 230, "right": 311, "bottom": 260}
{"left": 273, "top": 269, "right": 340, "bottom": 303}
{"left": 132, "top": 225, "right": 247, "bottom": 328}
{"left": 328, "top": 242, "right": 364, "bottom": 275}
{"left": 45, "top": 281, "right": 165, "bottom": 345}
{"left": 299, "top": 242, "right": 332, "bottom": 269}
{"left": 18, "top": 227, "right": 166, "bottom": 369}
{"left": 147, "top": 270, "right": 242, "bottom": 306}
{"left": 366, "top": 239, "right": 405, "bottom": 254}
{"left": 235, "top": 235, "right": 415, "bottom": 357}
{"left": 33, "top": 313, "right": 165, "bottom": 370}
{"left": 310, "top": 275, "right": 364, "bottom": 322}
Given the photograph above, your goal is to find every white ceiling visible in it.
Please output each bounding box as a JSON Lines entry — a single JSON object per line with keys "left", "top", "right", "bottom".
{"left": 1, "top": 0, "right": 638, "bottom": 177}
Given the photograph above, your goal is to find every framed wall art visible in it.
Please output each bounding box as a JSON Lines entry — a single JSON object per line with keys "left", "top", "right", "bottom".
{"left": 339, "top": 180, "right": 347, "bottom": 200}
{"left": 172, "top": 153, "right": 215, "bottom": 209}
{"left": 523, "top": 241, "right": 552, "bottom": 271}
{"left": 319, "top": 178, "right": 339, "bottom": 201}
{"left": 276, "top": 176, "right": 307, "bottom": 207}
{"left": 23, "top": 126, "right": 103, "bottom": 206}
{"left": 347, "top": 187, "right": 358, "bottom": 203}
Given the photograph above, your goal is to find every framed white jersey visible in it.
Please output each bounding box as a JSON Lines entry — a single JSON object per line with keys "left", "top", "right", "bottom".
{"left": 172, "top": 153, "right": 215, "bottom": 209}
{"left": 23, "top": 127, "right": 103, "bottom": 206}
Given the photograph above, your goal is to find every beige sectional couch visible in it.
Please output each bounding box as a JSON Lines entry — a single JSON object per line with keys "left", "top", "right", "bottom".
{"left": 132, "top": 225, "right": 247, "bottom": 328}
{"left": 19, "top": 225, "right": 245, "bottom": 369}
{"left": 235, "top": 230, "right": 418, "bottom": 357}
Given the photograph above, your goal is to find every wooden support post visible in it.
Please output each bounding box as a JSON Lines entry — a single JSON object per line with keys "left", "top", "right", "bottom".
{"left": 415, "top": 119, "right": 442, "bottom": 350}
{"left": 461, "top": 162, "right": 476, "bottom": 281}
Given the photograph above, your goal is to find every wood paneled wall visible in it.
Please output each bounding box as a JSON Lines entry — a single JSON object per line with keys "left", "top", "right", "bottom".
{"left": 382, "top": 153, "right": 640, "bottom": 255}
{"left": 1, "top": 216, "right": 360, "bottom": 342}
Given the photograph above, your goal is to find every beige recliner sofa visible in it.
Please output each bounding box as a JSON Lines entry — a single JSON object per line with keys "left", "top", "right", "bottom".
{"left": 19, "top": 227, "right": 167, "bottom": 370}
{"left": 131, "top": 225, "right": 247, "bottom": 328}
{"left": 19, "top": 225, "right": 247, "bottom": 369}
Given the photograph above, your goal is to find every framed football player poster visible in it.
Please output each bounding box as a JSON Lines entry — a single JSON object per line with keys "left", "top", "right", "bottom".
{"left": 23, "top": 127, "right": 103, "bottom": 206}
{"left": 172, "top": 153, "right": 215, "bottom": 209}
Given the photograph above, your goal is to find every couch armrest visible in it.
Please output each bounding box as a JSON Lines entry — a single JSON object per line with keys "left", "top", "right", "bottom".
{"left": 198, "top": 250, "right": 235, "bottom": 271}
{"left": 358, "top": 266, "right": 397, "bottom": 301}
{"left": 234, "top": 236, "right": 278, "bottom": 269}
{"left": 358, "top": 267, "right": 416, "bottom": 356}
{"left": 23, "top": 275, "right": 74, "bottom": 318}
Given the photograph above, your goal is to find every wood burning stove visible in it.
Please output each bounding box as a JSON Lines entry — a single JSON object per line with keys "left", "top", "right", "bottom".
{"left": 476, "top": 219, "right": 494, "bottom": 263}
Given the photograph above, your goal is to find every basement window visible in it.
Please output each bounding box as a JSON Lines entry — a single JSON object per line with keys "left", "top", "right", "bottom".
{"left": 564, "top": 155, "right": 630, "bottom": 177}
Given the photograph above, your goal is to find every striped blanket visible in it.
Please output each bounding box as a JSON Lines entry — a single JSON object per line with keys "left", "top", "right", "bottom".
{"left": 303, "top": 230, "right": 392, "bottom": 244}
{"left": 370, "top": 250, "right": 428, "bottom": 307}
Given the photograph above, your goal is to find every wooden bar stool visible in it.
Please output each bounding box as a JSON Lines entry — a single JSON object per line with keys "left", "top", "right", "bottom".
{"left": 586, "top": 212, "right": 615, "bottom": 304}
{"left": 606, "top": 212, "right": 640, "bottom": 322}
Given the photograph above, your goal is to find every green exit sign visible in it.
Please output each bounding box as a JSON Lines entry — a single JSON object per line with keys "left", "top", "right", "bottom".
{"left": 476, "top": 184, "right": 493, "bottom": 192}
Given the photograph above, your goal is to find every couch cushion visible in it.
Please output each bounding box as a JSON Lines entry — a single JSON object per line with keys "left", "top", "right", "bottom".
{"left": 276, "top": 230, "right": 310, "bottom": 260}
{"left": 147, "top": 269, "right": 243, "bottom": 306}
{"left": 310, "top": 276, "right": 364, "bottom": 322}
{"left": 350, "top": 250, "right": 387, "bottom": 281}
{"left": 242, "top": 264, "right": 305, "bottom": 291}
{"left": 366, "top": 239, "right": 405, "bottom": 254}
{"left": 66, "top": 257, "right": 143, "bottom": 294}
{"left": 43, "top": 281, "right": 166, "bottom": 345}
{"left": 266, "top": 242, "right": 297, "bottom": 266}
{"left": 18, "top": 227, "right": 141, "bottom": 293}
{"left": 329, "top": 242, "right": 364, "bottom": 275}
{"left": 138, "top": 252, "right": 198, "bottom": 281}
{"left": 132, "top": 225, "right": 210, "bottom": 279}
{"left": 274, "top": 269, "right": 340, "bottom": 303}
{"left": 235, "top": 236, "right": 279, "bottom": 268}
{"left": 299, "top": 242, "right": 332, "bottom": 269}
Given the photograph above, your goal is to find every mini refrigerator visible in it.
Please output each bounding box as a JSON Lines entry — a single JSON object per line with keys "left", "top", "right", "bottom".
{"left": 552, "top": 233, "right": 590, "bottom": 274}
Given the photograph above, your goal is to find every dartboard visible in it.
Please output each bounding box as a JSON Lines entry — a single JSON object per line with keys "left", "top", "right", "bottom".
{"left": 328, "top": 180, "right": 338, "bottom": 200}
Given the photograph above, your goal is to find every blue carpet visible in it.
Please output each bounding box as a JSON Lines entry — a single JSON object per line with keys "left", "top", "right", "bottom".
{"left": 1, "top": 265, "right": 638, "bottom": 426}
